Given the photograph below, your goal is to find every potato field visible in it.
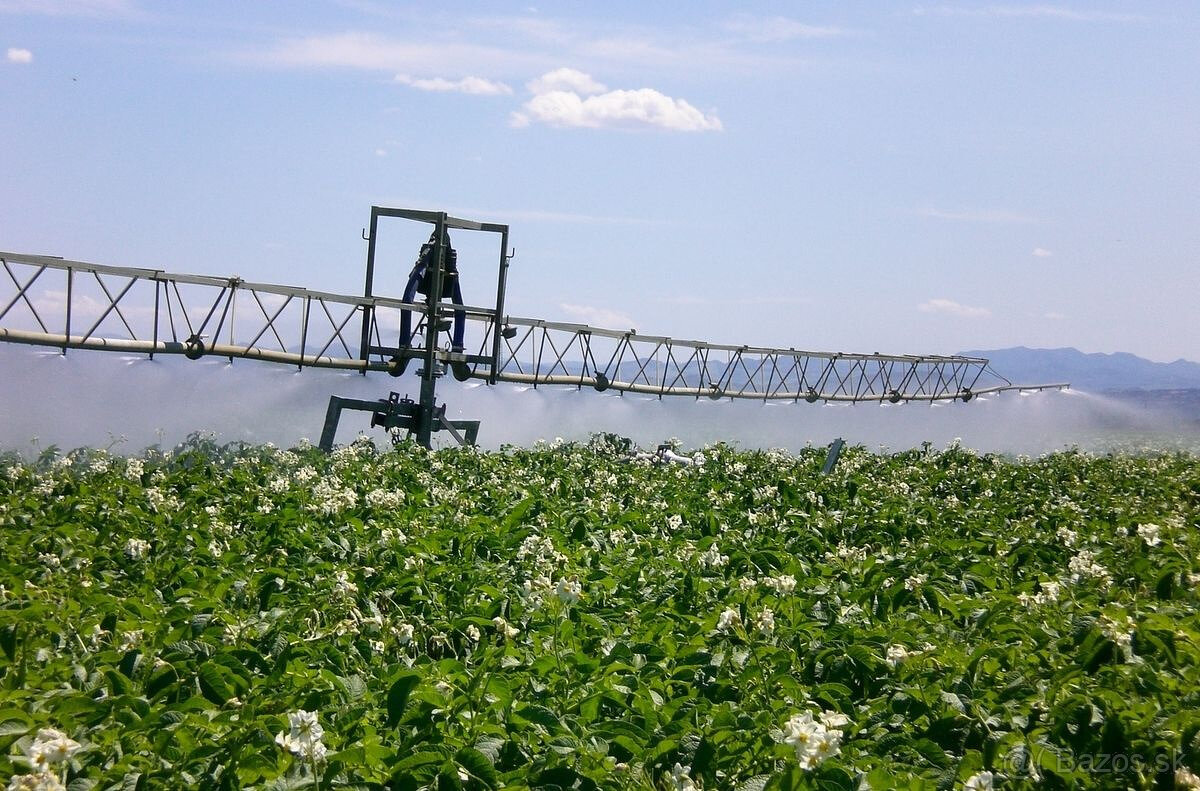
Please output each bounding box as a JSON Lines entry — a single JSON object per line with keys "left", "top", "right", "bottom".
{"left": 1, "top": 436, "right": 1198, "bottom": 790}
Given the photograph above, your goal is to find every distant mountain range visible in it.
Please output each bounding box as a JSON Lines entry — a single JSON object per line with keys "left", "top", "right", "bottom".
{"left": 960, "top": 347, "right": 1200, "bottom": 393}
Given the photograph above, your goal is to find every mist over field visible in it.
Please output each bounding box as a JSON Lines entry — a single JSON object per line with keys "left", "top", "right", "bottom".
{"left": 1, "top": 345, "right": 1196, "bottom": 457}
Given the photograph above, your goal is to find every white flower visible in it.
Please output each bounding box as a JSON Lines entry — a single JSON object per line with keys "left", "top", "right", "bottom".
{"left": 555, "top": 577, "right": 582, "bottom": 605}
{"left": 1018, "top": 580, "right": 1062, "bottom": 608}
{"left": 396, "top": 623, "right": 414, "bottom": 645}
{"left": 904, "top": 573, "right": 927, "bottom": 591}
{"left": 465, "top": 624, "right": 481, "bottom": 643}
{"left": 289, "top": 710, "right": 323, "bottom": 742}
{"left": 783, "top": 711, "right": 841, "bottom": 770}
{"left": 332, "top": 570, "right": 358, "bottom": 596}
{"left": 754, "top": 608, "right": 775, "bottom": 634}
{"left": 123, "top": 538, "right": 150, "bottom": 560}
{"left": 698, "top": 544, "right": 728, "bottom": 569}
{"left": 25, "top": 728, "right": 81, "bottom": 771}
{"left": 6, "top": 772, "right": 66, "bottom": 791}
{"left": 769, "top": 574, "right": 797, "bottom": 594}
{"left": 819, "top": 710, "right": 851, "bottom": 729}
{"left": 716, "top": 608, "right": 741, "bottom": 632}
{"left": 1068, "top": 549, "right": 1111, "bottom": 586}
{"left": 492, "top": 616, "right": 519, "bottom": 639}
{"left": 1136, "top": 523, "right": 1162, "bottom": 546}
{"left": 669, "top": 762, "right": 698, "bottom": 791}
{"left": 885, "top": 644, "right": 911, "bottom": 668}
{"left": 275, "top": 710, "right": 327, "bottom": 762}
{"left": 118, "top": 629, "right": 143, "bottom": 651}
{"left": 1099, "top": 612, "right": 1138, "bottom": 661}
{"left": 1176, "top": 767, "right": 1200, "bottom": 790}
{"left": 964, "top": 770, "right": 994, "bottom": 790}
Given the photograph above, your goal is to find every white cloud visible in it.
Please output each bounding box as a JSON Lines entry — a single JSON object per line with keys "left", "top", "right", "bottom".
{"left": 723, "top": 14, "right": 847, "bottom": 42}
{"left": 0, "top": 0, "right": 133, "bottom": 15}
{"left": 394, "top": 73, "right": 512, "bottom": 95}
{"left": 912, "top": 5, "right": 1145, "bottom": 23}
{"left": 467, "top": 15, "right": 574, "bottom": 46}
{"left": 1032, "top": 247, "right": 1053, "bottom": 257}
{"left": 513, "top": 69, "right": 722, "bottom": 132}
{"left": 913, "top": 207, "right": 1040, "bottom": 224}
{"left": 245, "top": 18, "right": 826, "bottom": 84}
{"left": 6, "top": 47, "right": 32, "bottom": 64}
{"left": 254, "top": 32, "right": 546, "bottom": 75}
{"left": 1044, "top": 311, "right": 1066, "bottom": 320}
{"left": 558, "top": 303, "right": 637, "bottom": 330}
{"left": 374, "top": 148, "right": 387, "bottom": 157}
{"left": 918, "top": 298, "right": 992, "bottom": 319}
{"left": 658, "top": 295, "right": 712, "bottom": 306}
{"left": 527, "top": 67, "right": 606, "bottom": 96}
{"left": 657, "top": 294, "right": 810, "bottom": 308}
{"left": 479, "top": 208, "right": 653, "bottom": 224}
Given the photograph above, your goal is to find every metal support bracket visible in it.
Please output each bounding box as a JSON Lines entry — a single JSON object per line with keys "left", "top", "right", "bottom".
{"left": 821, "top": 437, "right": 845, "bottom": 474}
{"left": 318, "top": 391, "right": 479, "bottom": 452}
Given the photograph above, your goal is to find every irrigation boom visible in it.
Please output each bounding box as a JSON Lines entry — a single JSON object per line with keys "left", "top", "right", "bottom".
{"left": 0, "top": 207, "right": 1068, "bottom": 448}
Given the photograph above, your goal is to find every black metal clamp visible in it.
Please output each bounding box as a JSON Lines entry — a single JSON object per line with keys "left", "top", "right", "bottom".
{"left": 318, "top": 391, "right": 480, "bottom": 452}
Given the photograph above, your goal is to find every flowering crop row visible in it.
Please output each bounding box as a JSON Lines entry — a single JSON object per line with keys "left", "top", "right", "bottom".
{"left": 0, "top": 435, "right": 1198, "bottom": 789}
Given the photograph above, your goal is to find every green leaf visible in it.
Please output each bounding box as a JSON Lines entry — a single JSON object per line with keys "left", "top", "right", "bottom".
{"left": 455, "top": 747, "right": 499, "bottom": 789}
{"left": 474, "top": 736, "right": 505, "bottom": 764}
{"left": 911, "top": 738, "right": 952, "bottom": 768}
{"left": 734, "top": 776, "right": 771, "bottom": 791}
{"left": 387, "top": 672, "right": 422, "bottom": 727}
{"left": 197, "top": 662, "right": 233, "bottom": 705}
{"left": 145, "top": 664, "right": 179, "bottom": 699}
{"left": 0, "top": 717, "right": 31, "bottom": 738}
{"left": 118, "top": 649, "right": 142, "bottom": 679}
{"left": 533, "top": 766, "right": 596, "bottom": 791}
{"left": 105, "top": 668, "right": 133, "bottom": 697}
{"left": 691, "top": 736, "right": 716, "bottom": 776}
{"left": 436, "top": 762, "right": 465, "bottom": 791}
{"left": 393, "top": 750, "right": 451, "bottom": 772}
{"left": 0, "top": 624, "right": 16, "bottom": 661}
{"left": 1154, "top": 569, "right": 1176, "bottom": 599}
{"left": 502, "top": 497, "right": 536, "bottom": 529}
{"left": 764, "top": 767, "right": 802, "bottom": 791}
{"left": 814, "top": 766, "right": 857, "bottom": 791}
{"left": 513, "top": 704, "right": 562, "bottom": 733}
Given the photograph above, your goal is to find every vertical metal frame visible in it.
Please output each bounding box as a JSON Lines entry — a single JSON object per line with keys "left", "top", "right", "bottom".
{"left": 353, "top": 207, "right": 511, "bottom": 447}
{"left": 357, "top": 206, "right": 510, "bottom": 375}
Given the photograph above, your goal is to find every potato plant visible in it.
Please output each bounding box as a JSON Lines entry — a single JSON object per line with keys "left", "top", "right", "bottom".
{"left": 1, "top": 435, "right": 1198, "bottom": 790}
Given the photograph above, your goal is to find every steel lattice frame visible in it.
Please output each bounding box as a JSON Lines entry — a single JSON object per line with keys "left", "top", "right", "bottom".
{"left": 0, "top": 251, "right": 1065, "bottom": 402}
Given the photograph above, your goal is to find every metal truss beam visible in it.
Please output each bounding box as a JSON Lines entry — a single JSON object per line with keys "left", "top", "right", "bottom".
{"left": 0, "top": 251, "right": 1067, "bottom": 402}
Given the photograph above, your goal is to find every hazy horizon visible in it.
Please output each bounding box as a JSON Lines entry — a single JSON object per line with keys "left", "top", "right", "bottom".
{"left": 3, "top": 345, "right": 1196, "bottom": 458}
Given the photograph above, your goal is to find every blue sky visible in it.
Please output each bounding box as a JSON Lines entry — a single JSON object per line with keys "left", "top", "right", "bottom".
{"left": 3, "top": 0, "right": 1197, "bottom": 363}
